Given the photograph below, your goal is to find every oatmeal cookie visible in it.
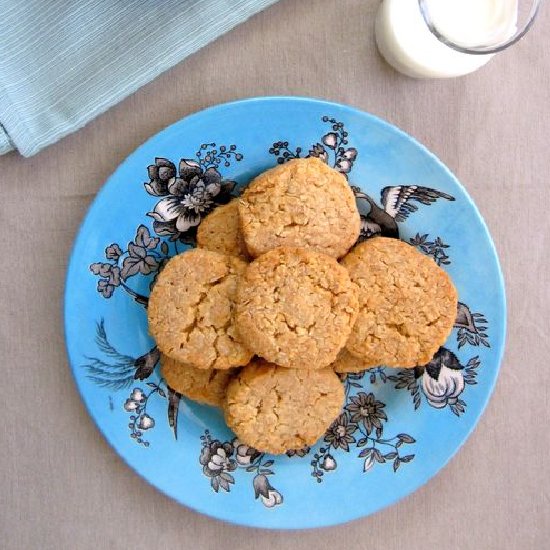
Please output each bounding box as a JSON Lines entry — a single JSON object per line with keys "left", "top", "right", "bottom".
{"left": 235, "top": 247, "right": 359, "bottom": 369}
{"left": 148, "top": 249, "right": 253, "bottom": 369}
{"left": 224, "top": 359, "right": 344, "bottom": 454}
{"left": 342, "top": 237, "right": 458, "bottom": 368}
{"left": 238, "top": 157, "right": 360, "bottom": 258}
{"left": 331, "top": 348, "right": 375, "bottom": 373}
{"left": 197, "top": 199, "right": 249, "bottom": 260}
{"left": 161, "top": 354, "right": 238, "bottom": 407}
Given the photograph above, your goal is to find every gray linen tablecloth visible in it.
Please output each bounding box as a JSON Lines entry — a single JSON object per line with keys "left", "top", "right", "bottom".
{"left": 1, "top": 1, "right": 549, "bottom": 548}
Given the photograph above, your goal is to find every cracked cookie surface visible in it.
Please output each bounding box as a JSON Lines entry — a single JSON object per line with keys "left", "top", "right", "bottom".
{"left": 235, "top": 247, "right": 359, "bottom": 369}
{"left": 238, "top": 157, "right": 360, "bottom": 258}
{"left": 342, "top": 237, "right": 458, "bottom": 368}
{"left": 197, "top": 199, "right": 250, "bottom": 260}
{"left": 161, "top": 354, "right": 238, "bottom": 407}
{"left": 224, "top": 359, "right": 344, "bottom": 454}
{"left": 148, "top": 249, "right": 253, "bottom": 369}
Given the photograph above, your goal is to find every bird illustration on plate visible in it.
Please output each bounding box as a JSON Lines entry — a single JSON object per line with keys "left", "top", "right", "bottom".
{"left": 352, "top": 184, "right": 455, "bottom": 239}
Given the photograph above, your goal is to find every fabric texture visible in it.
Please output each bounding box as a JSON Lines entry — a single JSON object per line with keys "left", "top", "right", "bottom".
{"left": 0, "top": 0, "right": 278, "bottom": 156}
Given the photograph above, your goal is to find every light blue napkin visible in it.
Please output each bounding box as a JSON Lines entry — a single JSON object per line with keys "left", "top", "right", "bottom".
{"left": 0, "top": 0, "right": 278, "bottom": 157}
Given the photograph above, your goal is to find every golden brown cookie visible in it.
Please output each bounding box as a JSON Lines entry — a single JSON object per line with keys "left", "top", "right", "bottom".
{"left": 235, "top": 247, "right": 359, "bottom": 369}
{"left": 342, "top": 237, "right": 458, "bottom": 368}
{"left": 224, "top": 359, "right": 344, "bottom": 454}
{"left": 160, "top": 354, "right": 238, "bottom": 407}
{"left": 197, "top": 200, "right": 249, "bottom": 260}
{"left": 238, "top": 157, "right": 360, "bottom": 258}
{"left": 331, "top": 348, "right": 374, "bottom": 373}
{"left": 148, "top": 249, "right": 253, "bottom": 369}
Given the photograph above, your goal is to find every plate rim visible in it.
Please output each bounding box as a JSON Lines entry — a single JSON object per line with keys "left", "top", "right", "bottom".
{"left": 64, "top": 95, "right": 507, "bottom": 529}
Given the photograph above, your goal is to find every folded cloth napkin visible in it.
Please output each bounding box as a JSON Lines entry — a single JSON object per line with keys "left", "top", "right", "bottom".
{"left": 0, "top": 0, "right": 278, "bottom": 157}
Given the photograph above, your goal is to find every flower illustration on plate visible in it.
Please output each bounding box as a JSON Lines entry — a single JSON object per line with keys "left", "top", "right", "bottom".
{"left": 199, "top": 440, "right": 237, "bottom": 492}
{"left": 422, "top": 368, "right": 465, "bottom": 409}
{"left": 124, "top": 388, "right": 144, "bottom": 410}
{"left": 145, "top": 156, "right": 237, "bottom": 242}
{"left": 385, "top": 347, "right": 480, "bottom": 415}
{"left": 320, "top": 454, "right": 337, "bottom": 471}
{"left": 122, "top": 384, "right": 165, "bottom": 446}
{"left": 138, "top": 414, "right": 155, "bottom": 430}
{"left": 198, "top": 431, "right": 282, "bottom": 505}
{"left": 422, "top": 348, "right": 466, "bottom": 409}
{"left": 233, "top": 440, "right": 261, "bottom": 466}
{"left": 324, "top": 413, "right": 357, "bottom": 451}
{"left": 345, "top": 392, "right": 388, "bottom": 437}
{"left": 308, "top": 143, "right": 327, "bottom": 163}
{"left": 144, "top": 157, "right": 177, "bottom": 196}
{"left": 123, "top": 398, "right": 139, "bottom": 411}
{"left": 253, "top": 474, "right": 283, "bottom": 508}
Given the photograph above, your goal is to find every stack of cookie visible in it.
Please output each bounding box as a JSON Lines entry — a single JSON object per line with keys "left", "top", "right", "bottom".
{"left": 148, "top": 158, "right": 457, "bottom": 454}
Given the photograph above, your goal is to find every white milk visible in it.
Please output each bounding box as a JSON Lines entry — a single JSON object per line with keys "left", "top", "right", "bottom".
{"left": 375, "top": 0, "right": 518, "bottom": 78}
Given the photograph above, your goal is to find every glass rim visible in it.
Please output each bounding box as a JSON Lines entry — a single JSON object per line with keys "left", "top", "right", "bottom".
{"left": 418, "top": 0, "right": 543, "bottom": 55}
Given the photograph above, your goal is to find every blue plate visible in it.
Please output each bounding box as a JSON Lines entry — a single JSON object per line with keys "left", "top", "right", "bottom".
{"left": 64, "top": 97, "right": 506, "bottom": 529}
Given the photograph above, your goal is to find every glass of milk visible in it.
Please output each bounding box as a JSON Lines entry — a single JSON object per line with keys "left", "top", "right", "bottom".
{"left": 375, "top": 0, "right": 542, "bottom": 78}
